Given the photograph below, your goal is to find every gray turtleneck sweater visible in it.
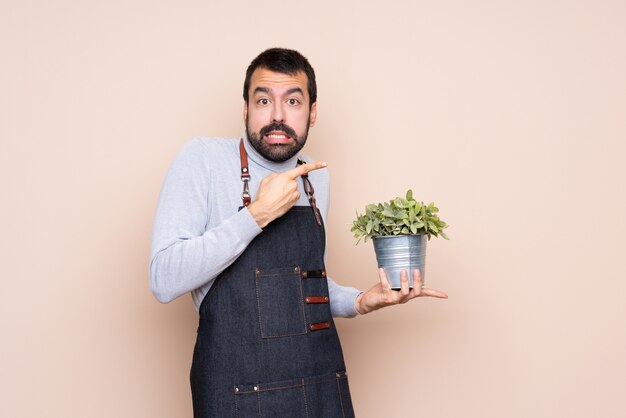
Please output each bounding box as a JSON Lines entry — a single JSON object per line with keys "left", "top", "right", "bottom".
{"left": 149, "top": 135, "right": 361, "bottom": 317}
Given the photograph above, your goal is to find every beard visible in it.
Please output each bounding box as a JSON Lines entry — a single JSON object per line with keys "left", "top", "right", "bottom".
{"left": 246, "top": 119, "right": 309, "bottom": 163}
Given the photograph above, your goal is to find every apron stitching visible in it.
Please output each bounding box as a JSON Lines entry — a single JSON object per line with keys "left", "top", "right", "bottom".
{"left": 236, "top": 382, "right": 304, "bottom": 394}
{"left": 255, "top": 272, "right": 301, "bottom": 277}
{"left": 302, "top": 378, "right": 309, "bottom": 418}
{"left": 260, "top": 331, "right": 307, "bottom": 339}
{"left": 254, "top": 274, "right": 265, "bottom": 339}
{"left": 299, "top": 270, "right": 308, "bottom": 333}
{"left": 256, "top": 389, "right": 261, "bottom": 418}
{"left": 337, "top": 373, "right": 346, "bottom": 418}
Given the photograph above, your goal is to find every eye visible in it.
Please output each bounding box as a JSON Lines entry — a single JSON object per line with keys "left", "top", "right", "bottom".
{"left": 287, "top": 98, "right": 300, "bottom": 105}
{"left": 257, "top": 98, "right": 270, "bottom": 105}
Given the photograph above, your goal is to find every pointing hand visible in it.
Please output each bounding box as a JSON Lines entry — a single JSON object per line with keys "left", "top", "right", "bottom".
{"left": 248, "top": 161, "right": 327, "bottom": 228}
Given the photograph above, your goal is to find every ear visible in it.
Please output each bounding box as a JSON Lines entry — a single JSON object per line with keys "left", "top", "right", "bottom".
{"left": 243, "top": 101, "right": 248, "bottom": 122}
{"left": 309, "top": 102, "right": 317, "bottom": 127}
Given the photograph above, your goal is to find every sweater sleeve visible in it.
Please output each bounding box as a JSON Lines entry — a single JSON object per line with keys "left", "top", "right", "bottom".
{"left": 328, "top": 277, "right": 362, "bottom": 318}
{"left": 149, "top": 139, "right": 262, "bottom": 303}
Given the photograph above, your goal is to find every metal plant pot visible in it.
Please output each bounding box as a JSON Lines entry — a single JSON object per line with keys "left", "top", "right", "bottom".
{"left": 372, "top": 234, "right": 427, "bottom": 289}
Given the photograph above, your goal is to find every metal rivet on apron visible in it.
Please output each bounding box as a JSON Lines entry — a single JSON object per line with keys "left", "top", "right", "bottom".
{"left": 254, "top": 386, "right": 258, "bottom": 391}
{"left": 336, "top": 372, "right": 341, "bottom": 378}
{"left": 234, "top": 387, "right": 239, "bottom": 393}
{"left": 294, "top": 266, "right": 300, "bottom": 273}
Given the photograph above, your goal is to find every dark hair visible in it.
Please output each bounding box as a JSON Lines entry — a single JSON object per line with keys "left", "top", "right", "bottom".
{"left": 243, "top": 48, "right": 317, "bottom": 107}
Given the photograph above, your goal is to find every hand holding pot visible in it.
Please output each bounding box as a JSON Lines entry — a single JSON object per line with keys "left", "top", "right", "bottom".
{"left": 354, "top": 268, "right": 448, "bottom": 315}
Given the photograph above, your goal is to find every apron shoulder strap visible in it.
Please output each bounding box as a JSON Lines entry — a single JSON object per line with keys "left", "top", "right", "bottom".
{"left": 239, "top": 138, "right": 251, "bottom": 206}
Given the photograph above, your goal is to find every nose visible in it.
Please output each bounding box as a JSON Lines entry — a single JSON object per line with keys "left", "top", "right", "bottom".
{"left": 271, "top": 102, "right": 284, "bottom": 123}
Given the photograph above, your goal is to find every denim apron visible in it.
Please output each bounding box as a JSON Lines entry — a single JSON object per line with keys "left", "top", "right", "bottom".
{"left": 190, "top": 156, "right": 355, "bottom": 417}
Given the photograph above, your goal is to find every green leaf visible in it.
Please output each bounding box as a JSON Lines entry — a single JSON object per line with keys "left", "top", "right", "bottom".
{"left": 406, "top": 189, "right": 413, "bottom": 201}
{"left": 408, "top": 207, "right": 416, "bottom": 222}
{"left": 425, "top": 220, "right": 438, "bottom": 233}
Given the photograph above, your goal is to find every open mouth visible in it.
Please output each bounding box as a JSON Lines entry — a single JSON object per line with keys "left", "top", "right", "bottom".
{"left": 264, "top": 131, "right": 293, "bottom": 145}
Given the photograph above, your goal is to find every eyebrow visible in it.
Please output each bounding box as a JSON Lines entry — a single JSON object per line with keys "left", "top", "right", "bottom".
{"left": 253, "top": 87, "right": 270, "bottom": 95}
{"left": 253, "top": 87, "right": 304, "bottom": 96}
{"left": 285, "top": 87, "right": 304, "bottom": 96}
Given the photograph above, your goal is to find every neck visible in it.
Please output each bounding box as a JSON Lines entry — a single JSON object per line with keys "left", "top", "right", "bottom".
{"left": 243, "top": 132, "right": 301, "bottom": 172}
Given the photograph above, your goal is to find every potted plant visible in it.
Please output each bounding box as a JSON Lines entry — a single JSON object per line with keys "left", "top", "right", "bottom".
{"left": 350, "top": 189, "right": 449, "bottom": 289}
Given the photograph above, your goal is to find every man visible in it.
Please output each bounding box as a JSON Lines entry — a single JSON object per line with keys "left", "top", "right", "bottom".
{"left": 150, "top": 48, "right": 447, "bottom": 417}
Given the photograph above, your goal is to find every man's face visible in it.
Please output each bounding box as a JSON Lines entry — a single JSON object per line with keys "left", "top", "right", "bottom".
{"left": 244, "top": 67, "right": 317, "bottom": 162}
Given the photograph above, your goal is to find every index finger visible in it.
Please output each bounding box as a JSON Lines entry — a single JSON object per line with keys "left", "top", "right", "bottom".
{"left": 286, "top": 161, "right": 327, "bottom": 178}
{"left": 419, "top": 288, "right": 448, "bottom": 298}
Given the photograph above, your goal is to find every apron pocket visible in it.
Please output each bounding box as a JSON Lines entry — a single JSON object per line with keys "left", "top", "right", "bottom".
{"left": 234, "top": 377, "right": 307, "bottom": 418}
{"left": 303, "top": 370, "right": 355, "bottom": 418}
{"left": 255, "top": 266, "right": 307, "bottom": 339}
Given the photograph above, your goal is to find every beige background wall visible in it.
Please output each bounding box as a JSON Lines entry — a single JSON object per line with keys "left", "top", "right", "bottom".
{"left": 2, "top": 0, "right": 625, "bottom": 417}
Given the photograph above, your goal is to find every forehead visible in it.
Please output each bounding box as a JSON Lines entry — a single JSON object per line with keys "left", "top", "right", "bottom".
{"left": 249, "top": 68, "right": 308, "bottom": 97}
